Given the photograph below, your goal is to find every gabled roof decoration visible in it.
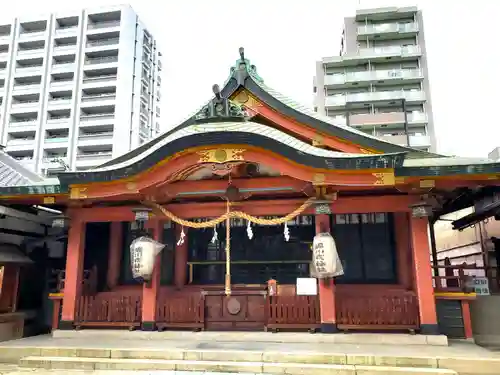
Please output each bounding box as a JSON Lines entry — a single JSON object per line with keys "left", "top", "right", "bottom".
{"left": 222, "top": 48, "right": 433, "bottom": 156}
{"left": 195, "top": 84, "right": 248, "bottom": 123}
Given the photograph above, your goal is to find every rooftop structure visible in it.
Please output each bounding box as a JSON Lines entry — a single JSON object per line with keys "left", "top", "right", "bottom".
{"left": 314, "top": 6, "right": 436, "bottom": 152}
{"left": 0, "top": 5, "right": 162, "bottom": 174}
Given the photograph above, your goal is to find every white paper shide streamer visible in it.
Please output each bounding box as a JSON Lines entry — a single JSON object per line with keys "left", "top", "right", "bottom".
{"left": 130, "top": 236, "right": 165, "bottom": 281}
{"left": 310, "top": 232, "right": 344, "bottom": 278}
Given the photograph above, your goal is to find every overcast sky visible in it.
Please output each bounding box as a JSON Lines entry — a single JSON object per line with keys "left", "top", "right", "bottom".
{"left": 2, "top": 0, "right": 498, "bottom": 158}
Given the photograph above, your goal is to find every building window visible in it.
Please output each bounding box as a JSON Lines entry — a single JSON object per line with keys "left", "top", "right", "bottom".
{"left": 331, "top": 213, "right": 397, "bottom": 284}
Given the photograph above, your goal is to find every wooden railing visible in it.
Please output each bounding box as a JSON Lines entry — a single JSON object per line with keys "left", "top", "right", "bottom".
{"left": 53, "top": 266, "right": 98, "bottom": 295}
{"left": 156, "top": 292, "right": 205, "bottom": 330}
{"left": 433, "top": 264, "right": 500, "bottom": 293}
{"left": 266, "top": 295, "right": 320, "bottom": 330}
{"left": 74, "top": 292, "right": 142, "bottom": 329}
{"left": 336, "top": 290, "right": 419, "bottom": 329}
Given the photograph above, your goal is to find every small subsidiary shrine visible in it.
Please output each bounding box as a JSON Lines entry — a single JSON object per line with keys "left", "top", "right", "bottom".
{"left": 0, "top": 48, "right": 499, "bottom": 335}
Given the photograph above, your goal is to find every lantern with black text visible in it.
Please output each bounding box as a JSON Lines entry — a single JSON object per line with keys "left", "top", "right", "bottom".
{"left": 129, "top": 236, "right": 165, "bottom": 282}
{"left": 310, "top": 232, "right": 344, "bottom": 278}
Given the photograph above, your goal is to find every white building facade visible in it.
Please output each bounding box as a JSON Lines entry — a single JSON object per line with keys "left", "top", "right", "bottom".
{"left": 0, "top": 5, "right": 162, "bottom": 173}
{"left": 313, "top": 6, "right": 436, "bottom": 153}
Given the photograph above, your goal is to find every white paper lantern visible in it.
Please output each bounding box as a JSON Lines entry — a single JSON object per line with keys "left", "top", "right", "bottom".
{"left": 129, "top": 236, "right": 165, "bottom": 281}
{"left": 310, "top": 232, "right": 344, "bottom": 279}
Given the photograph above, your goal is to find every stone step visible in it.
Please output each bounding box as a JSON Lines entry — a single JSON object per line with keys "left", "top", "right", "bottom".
{"left": 53, "top": 330, "right": 449, "bottom": 346}
{"left": 0, "top": 347, "right": 442, "bottom": 367}
{"left": 19, "top": 356, "right": 458, "bottom": 375}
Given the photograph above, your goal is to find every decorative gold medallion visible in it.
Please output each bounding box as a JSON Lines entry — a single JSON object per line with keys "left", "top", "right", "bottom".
{"left": 126, "top": 182, "right": 137, "bottom": 191}
{"left": 312, "top": 173, "right": 326, "bottom": 185}
{"left": 312, "top": 133, "right": 324, "bottom": 147}
{"left": 198, "top": 148, "right": 245, "bottom": 164}
{"left": 373, "top": 172, "right": 395, "bottom": 186}
{"left": 43, "top": 196, "right": 55, "bottom": 204}
{"left": 70, "top": 187, "right": 87, "bottom": 200}
{"left": 233, "top": 91, "right": 249, "bottom": 104}
{"left": 419, "top": 179, "right": 435, "bottom": 188}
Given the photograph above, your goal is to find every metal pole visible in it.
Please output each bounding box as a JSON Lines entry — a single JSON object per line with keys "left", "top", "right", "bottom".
{"left": 402, "top": 99, "right": 410, "bottom": 147}
{"left": 429, "top": 217, "right": 439, "bottom": 276}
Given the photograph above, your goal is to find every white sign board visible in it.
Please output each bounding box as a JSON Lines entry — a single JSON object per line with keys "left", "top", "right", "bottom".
{"left": 296, "top": 277, "right": 318, "bottom": 296}
{"left": 466, "top": 276, "right": 490, "bottom": 296}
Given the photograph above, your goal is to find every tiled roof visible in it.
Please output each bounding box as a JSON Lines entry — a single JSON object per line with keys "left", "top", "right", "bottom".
{"left": 90, "top": 121, "right": 404, "bottom": 173}
{"left": 0, "top": 150, "right": 45, "bottom": 187}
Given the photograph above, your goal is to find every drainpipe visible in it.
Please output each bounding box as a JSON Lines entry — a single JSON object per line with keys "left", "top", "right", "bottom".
{"left": 429, "top": 217, "right": 439, "bottom": 276}
{"left": 402, "top": 99, "right": 410, "bottom": 147}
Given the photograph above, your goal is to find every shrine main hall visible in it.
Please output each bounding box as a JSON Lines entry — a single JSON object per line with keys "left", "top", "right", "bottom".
{"left": 0, "top": 48, "right": 497, "bottom": 335}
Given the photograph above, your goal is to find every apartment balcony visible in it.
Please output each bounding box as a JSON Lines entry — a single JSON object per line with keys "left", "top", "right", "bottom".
{"left": 79, "top": 113, "right": 115, "bottom": 126}
{"left": 377, "top": 133, "right": 431, "bottom": 148}
{"left": 55, "top": 26, "right": 79, "bottom": 38}
{"left": 52, "top": 62, "right": 76, "bottom": 74}
{"left": 75, "top": 151, "right": 113, "bottom": 167}
{"left": 42, "top": 157, "right": 69, "bottom": 172}
{"left": 17, "top": 47, "right": 45, "bottom": 59}
{"left": 12, "top": 83, "right": 41, "bottom": 95}
{"left": 9, "top": 120, "right": 37, "bottom": 132}
{"left": 86, "top": 38, "right": 120, "bottom": 51}
{"left": 44, "top": 136, "right": 69, "bottom": 149}
{"left": 10, "top": 101, "right": 39, "bottom": 113}
{"left": 15, "top": 65, "right": 43, "bottom": 77}
{"left": 0, "top": 34, "right": 11, "bottom": 44}
{"left": 77, "top": 131, "right": 113, "bottom": 146}
{"left": 47, "top": 98, "right": 72, "bottom": 110}
{"left": 19, "top": 30, "right": 46, "bottom": 42}
{"left": 9, "top": 119, "right": 38, "bottom": 127}
{"left": 357, "top": 22, "right": 419, "bottom": 39}
{"left": 324, "top": 69, "right": 423, "bottom": 87}
{"left": 6, "top": 138, "right": 36, "bottom": 152}
{"left": 50, "top": 80, "right": 73, "bottom": 91}
{"left": 323, "top": 45, "right": 421, "bottom": 67}
{"left": 0, "top": 52, "right": 8, "bottom": 62}
{"left": 81, "top": 93, "right": 116, "bottom": 106}
{"left": 84, "top": 56, "right": 118, "bottom": 69}
{"left": 324, "top": 90, "right": 426, "bottom": 108}
{"left": 87, "top": 21, "right": 121, "bottom": 34}
{"left": 349, "top": 111, "right": 428, "bottom": 128}
{"left": 82, "top": 74, "right": 117, "bottom": 89}
{"left": 46, "top": 117, "right": 71, "bottom": 129}
{"left": 53, "top": 45, "right": 77, "bottom": 56}
{"left": 0, "top": 69, "right": 6, "bottom": 79}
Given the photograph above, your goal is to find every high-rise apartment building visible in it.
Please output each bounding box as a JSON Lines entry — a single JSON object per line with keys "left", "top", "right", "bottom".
{"left": 313, "top": 6, "right": 436, "bottom": 152}
{"left": 0, "top": 5, "right": 162, "bottom": 174}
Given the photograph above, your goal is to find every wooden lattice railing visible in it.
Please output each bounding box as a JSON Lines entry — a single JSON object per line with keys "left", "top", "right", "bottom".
{"left": 156, "top": 292, "right": 205, "bottom": 330}
{"left": 432, "top": 264, "right": 500, "bottom": 293}
{"left": 75, "top": 292, "right": 142, "bottom": 329}
{"left": 266, "top": 295, "right": 320, "bottom": 330}
{"left": 336, "top": 290, "right": 419, "bottom": 329}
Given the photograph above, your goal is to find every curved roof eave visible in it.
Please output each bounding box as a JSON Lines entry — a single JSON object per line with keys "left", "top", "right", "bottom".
{"left": 58, "top": 121, "right": 407, "bottom": 185}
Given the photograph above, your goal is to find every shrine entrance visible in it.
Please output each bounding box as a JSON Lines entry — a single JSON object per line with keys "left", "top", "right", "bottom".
{"left": 188, "top": 216, "right": 314, "bottom": 331}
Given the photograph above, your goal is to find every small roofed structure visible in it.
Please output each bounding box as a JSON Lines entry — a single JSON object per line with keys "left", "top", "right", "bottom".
{"left": 0, "top": 48, "right": 498, "bottom": 339}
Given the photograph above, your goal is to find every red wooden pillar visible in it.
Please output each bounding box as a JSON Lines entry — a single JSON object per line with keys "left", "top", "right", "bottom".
{"left": 60, "top": 218, "right": 86, "bottom": 329}
{"left": 141, "top": 220, "right": 163, "bottom": 331}
{"left": 461, "top": 300, "right": 474, "bottom": 339}
{"left": 316, "top": 214, "right": 339, "bottom": 333}
{"left": 106, "top": 222, "right": 123, "bottom": 289}
{"left": 394, "top": 212, "right": 413, "bottom": 290}
{"left": 175, "top": 225, "right": 188, "bottom": 288}
{"left": 410, "top": 216, "right": 439, "bottom": 334}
